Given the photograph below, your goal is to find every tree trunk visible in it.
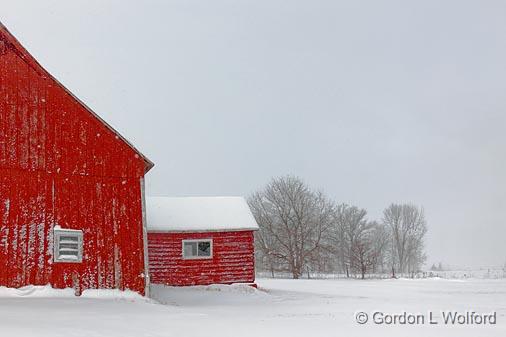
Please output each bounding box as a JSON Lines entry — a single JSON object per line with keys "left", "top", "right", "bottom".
{"left": 292, "top": 266, "right": 301, "bottom": 279}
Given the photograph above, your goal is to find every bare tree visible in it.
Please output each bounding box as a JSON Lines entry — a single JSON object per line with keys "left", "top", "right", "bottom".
{"left": 248, "top": 176, "right": 334, "bottom": 279}
{"left": 368, "top": 222, "right": 391, "bottom": 274}
{"left": 254, "top": 223, "right": 280, "bottom": 277}
{"left": 348, "top": 221, "right": 391, "bottom": 279}
{"left": 349, "top": 224, "right": 373, "bottom": 279}
{"left": 382, "top": 204, "right": 427, "bottom": 276}
{"left": 328, "top": 204, "right": 368, "bottom": 277}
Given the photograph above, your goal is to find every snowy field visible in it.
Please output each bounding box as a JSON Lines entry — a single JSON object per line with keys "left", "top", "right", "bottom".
{"left": 1, "top": 278, "right": 505, "bottom": 337}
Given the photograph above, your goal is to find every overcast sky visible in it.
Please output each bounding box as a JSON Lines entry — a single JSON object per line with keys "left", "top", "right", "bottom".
{"left": 3, "top": 0, "right": 506, "bottom": 268}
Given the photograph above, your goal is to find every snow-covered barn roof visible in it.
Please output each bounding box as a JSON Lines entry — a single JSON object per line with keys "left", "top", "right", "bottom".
{"left": 146, "top": 197, "right": 259, "bottom": 232}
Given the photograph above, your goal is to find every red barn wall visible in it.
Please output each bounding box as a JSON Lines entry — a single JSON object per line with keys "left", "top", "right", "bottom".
{"left": 0, "top": 28, "right": 147, "bottom": 294}
{"left": 148, "top": 231, "right": 255, "bottom": 286}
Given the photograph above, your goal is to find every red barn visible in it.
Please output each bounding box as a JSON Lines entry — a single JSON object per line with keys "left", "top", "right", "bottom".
{"left": 147, "top": 197, "right": 258, "bottom": 286}
{"left": 0, "top": 22, "right": 153, "bottom": 295}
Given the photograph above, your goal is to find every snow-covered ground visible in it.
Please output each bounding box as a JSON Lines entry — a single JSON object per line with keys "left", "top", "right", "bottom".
{"left": 1, "top": 278, "right": 505, "bottom": 337}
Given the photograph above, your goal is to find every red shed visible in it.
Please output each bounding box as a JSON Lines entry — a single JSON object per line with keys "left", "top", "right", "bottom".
{"left": 147, "top": 197, "right": 258, "bottom": 286}
{"left": 0, "top": 22, "right": 153, "bottom": 295}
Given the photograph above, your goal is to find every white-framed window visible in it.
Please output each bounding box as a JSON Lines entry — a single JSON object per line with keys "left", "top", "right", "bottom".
{"left": 182, "top": 239, "right": 213, "bottom": 259}
{"left": 53, "top": 227, "right": 83, "bottom": 263}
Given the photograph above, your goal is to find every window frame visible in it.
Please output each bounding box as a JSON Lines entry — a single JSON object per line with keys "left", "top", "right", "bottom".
{"left": 181, "top": 239, "right": 213, "bottom": 260}
{"left": 53, "top": 227, "right": 84, "bottom": 263}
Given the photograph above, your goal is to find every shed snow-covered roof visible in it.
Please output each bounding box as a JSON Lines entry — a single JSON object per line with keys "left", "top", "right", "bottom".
{"left": 146, "top": 197, "right": 259, "bottom": 232}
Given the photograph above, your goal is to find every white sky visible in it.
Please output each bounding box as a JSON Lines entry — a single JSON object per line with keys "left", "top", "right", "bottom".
{"left": 2, "top": 0, "right": 506, "bottom": 268}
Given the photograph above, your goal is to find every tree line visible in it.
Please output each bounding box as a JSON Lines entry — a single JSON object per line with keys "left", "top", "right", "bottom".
{"left": 248, "top": 176, "right": 427, "bottom": 279}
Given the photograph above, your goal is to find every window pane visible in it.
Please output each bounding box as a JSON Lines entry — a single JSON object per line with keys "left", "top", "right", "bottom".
{"left": 198, "top": 241, "right": 211, "bottom": 257}
{"left": 184, "top": 242, "right": 197, "bottom": 257}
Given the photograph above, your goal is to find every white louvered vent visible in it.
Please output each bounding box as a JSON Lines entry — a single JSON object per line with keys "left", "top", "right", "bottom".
{"left": 53, "top": 227, "right": 83, "bottom": 263}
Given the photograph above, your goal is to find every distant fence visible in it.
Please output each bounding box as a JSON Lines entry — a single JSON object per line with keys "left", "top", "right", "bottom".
{"left": 428, "top": 269, "right": 506, "bottom": 279}
{"left": 257, "top": 269, "right": 506, "bottom": 280}
{"left": 256, "top": 271, "right": 425, "bottom": 279}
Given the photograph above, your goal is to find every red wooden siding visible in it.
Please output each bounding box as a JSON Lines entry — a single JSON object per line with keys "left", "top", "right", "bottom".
{"left": 0, "top": 25, "right": 148, "bottom": 294}
{"left": 148, "top": 231, "right": 255, "bottom": 286}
